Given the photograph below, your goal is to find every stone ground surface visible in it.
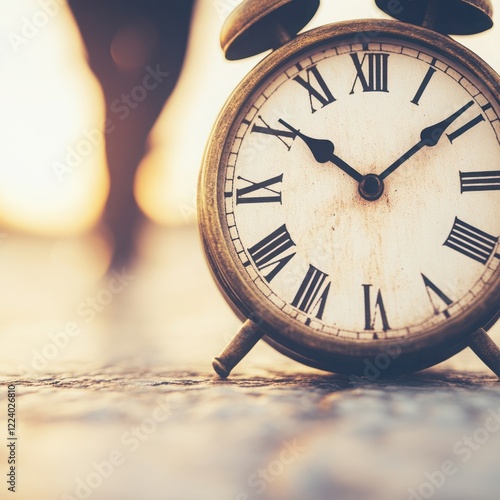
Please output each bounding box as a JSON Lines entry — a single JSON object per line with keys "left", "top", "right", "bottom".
{"left": 0, "top": 224, "right": 499, "bottom": 500}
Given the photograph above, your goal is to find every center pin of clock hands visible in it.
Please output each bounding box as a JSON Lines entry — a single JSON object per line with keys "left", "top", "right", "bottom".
{"left": 279, "top": 119, "right": 385, "bottom": 200}
{"left": 379, "top": 99, "right": 475, "bottom": 180}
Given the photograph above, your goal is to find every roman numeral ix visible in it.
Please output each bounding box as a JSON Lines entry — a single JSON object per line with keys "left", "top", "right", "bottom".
{"left": 236, "top": 175, "right": 283, "bottom": 204}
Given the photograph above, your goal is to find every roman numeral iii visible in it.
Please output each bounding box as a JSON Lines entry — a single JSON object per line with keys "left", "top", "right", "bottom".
{"left": 460, "top": 170, "right": 500, "bottom": 192}
{"left": 247, "top": 224, "right": 296, "bottom": 282}
{"left": 291, "top": 265, "right": 331, "bottom": 321}
{"left": 350, "top": 53, "right": 389, "bottom": 94}
{"left": 293, "top": 64, "right": 336, "bottom": 114}
{"left": 443, "top": 217, "right": 498, "bottom": 264}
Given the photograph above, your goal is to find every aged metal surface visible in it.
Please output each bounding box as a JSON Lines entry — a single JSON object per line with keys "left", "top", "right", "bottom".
{"left": 220, "top": 0, "right": 320, "bottom": 60}
{"left": 470, "top": 328, "right": 500, "bottom": 377}
{"left": 375, "top": 0, "right": 494, "bottom": 34}
{"left": 213, "top": 319, "right": 264, "bottom": 378}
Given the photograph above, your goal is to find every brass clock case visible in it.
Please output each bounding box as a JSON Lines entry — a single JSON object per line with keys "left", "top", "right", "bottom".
{"left": 198, "top": 19, "right": 500, "bottom": 375}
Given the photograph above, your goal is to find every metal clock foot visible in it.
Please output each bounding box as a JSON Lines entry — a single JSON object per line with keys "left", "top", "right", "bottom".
{"left": 212, "top": 320, "right": 264, "bottom": 378}
{"left": 469, "top": 328, "right": 500, "bottom": 378}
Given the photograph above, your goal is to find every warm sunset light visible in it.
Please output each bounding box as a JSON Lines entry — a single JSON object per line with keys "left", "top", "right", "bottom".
{"left": 0, "top": 0, "right": 109, "bottom": 235}
{"left": 134, "top": 0, "right": 258, "bottom": 226}
{"left": 1, "top": 2, "right": 499, "bottom": 499}
{"left": 0, "top": 1, "right": 497, "bottom": 232}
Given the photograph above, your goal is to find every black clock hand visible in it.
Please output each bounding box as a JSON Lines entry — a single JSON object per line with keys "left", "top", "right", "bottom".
{"left": 379, "top": 100, "right": 475, "bottom": 181}
{"left": 278, "top": 119, "right": 363, "bottom": 182}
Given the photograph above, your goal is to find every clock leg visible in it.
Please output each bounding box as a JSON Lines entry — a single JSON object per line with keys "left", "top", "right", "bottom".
{"left": 212, "top": 320, "right": 263, "bottom": 378}
{"left": 469, "top": 328, "right": 500, "bottom": 378}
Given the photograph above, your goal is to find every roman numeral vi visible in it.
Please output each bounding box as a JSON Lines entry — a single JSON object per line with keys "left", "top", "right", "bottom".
{"left": 363, "top": 284, "right": 390, "bottom": 332}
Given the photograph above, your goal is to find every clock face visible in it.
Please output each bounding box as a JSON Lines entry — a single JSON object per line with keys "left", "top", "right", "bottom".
{"left": 214, "top": 27, "right": 500, "bottom": 346}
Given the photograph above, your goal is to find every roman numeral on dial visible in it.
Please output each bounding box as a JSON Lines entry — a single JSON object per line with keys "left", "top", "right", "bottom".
{"left": 236, "top": 175, "right": 283, "bottom": 204}
{"left": 421, "top": 274, "right": 453, "bottom": 318}
{"left": 291, "top": 265, "right": 331, "bottom": 321}
{"left": 443, "top": 217, "right": 499, "bottom": 264}
{"left": 460, "top": 170, "right": 500, "bottom": 192}
{"left": 247, "top": 224, "right": 296, "bottom": 282}
{"left": 363, "top": 284, "right": 390, "bottom": 332}
{"left": 447, "top": 114, "right": 485, "bottom": 143}
{"left": 350, "top": 53, "right": 389, "bottom": 94}
{"left": 251, "top": 115, "right": 297, "bottom": 150}
{"left": 411, "top": 65, "right": 436, "bottom": 105}
{"left": 293, "top": 64, "right": 336, "bottom": 114}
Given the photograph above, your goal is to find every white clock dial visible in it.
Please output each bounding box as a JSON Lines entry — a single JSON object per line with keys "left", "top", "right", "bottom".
{"left": 222, "top": 37, "right": 500, "bottom": 340}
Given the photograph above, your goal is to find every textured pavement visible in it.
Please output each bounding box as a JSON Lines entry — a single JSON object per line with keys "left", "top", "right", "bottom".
{"left": 0, "top": 224, "right": 499, "bottom": 500}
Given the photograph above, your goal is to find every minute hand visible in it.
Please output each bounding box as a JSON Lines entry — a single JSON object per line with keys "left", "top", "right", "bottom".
{"left": 379, "top": 100, "right": 475, "bottom": 181}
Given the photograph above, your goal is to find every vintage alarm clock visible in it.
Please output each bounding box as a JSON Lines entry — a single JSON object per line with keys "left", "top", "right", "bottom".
{"left": 198, "top": 0, "right": 500, "bottom": 378}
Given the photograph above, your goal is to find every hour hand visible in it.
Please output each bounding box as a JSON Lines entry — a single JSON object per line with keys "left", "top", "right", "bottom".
{"left": 278, "top": 119, "right": 363, "bottom": 182}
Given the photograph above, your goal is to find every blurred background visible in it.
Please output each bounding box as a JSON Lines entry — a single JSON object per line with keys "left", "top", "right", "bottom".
{"left": 0, "top": 1, "right": 499, "bottom": 499}
{"left": 0, "top": 0, "right": 497, "bottom": 373}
